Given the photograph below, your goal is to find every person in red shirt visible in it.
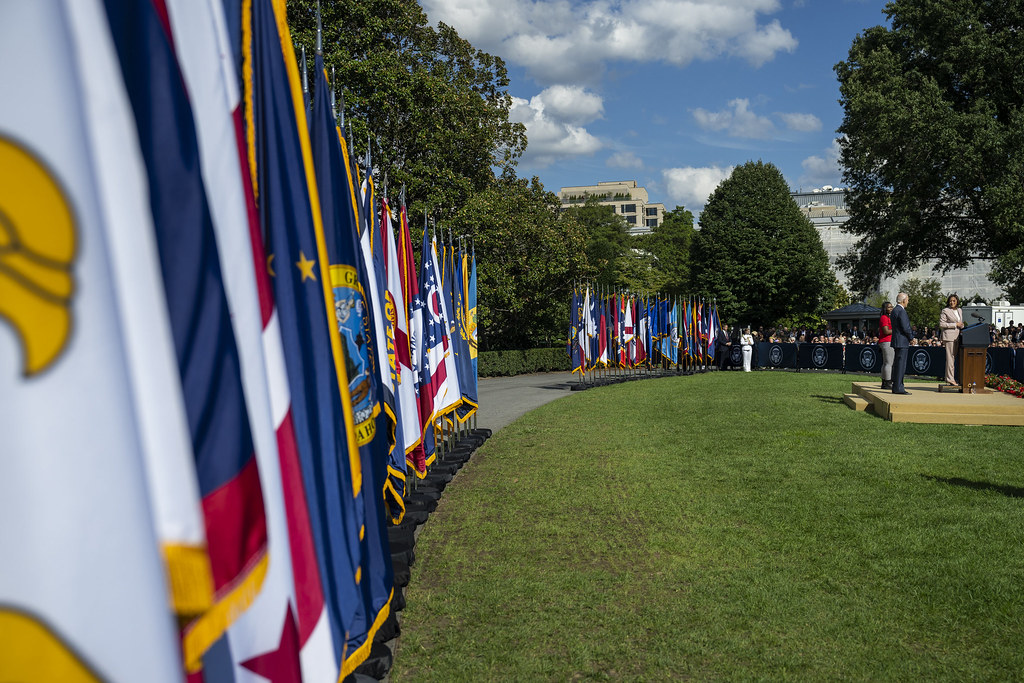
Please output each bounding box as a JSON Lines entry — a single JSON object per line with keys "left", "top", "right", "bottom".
{"left": 879, "top": 302, "right": 894, "bottom": 389}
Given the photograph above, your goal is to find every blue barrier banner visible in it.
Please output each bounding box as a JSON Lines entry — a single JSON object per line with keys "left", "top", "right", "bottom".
{"left": 987, "top": 347, "right": 1014, "bottom": 376}
{"left": 906, "top": 346, "right": 945, "bottom": 377}
{"left": 1014, "top": 349, "right": 1024, "bottom": 382}
{"left": 797, "top": 343, "right": 844, "bottom": 370}
{"left": 727, "top": 344, "right": 742, "bottom": 368}
{"left": 757, "top": 342, "right": 797, "bottom": 368}
{"left": 847, "top": 344, "right": 882, "bottom": 373}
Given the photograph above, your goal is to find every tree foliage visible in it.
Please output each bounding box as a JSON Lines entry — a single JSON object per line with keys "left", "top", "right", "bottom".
{"left": 835, "top": 0, "right": 1024, "bottom": 300}
{"left": 900, "top": 277, "right": 945, "bottom": 332}
{"left": 617, "top": 247, "right": 666, "bottom": 294}
{"left": 635, "top": 206, "right": 695, "bottom": 296}
{"left": 447, "top": 177, "right": 587, "bottom": 350}
{"left": 561, "top": 199, "right": 630, "bottom": 288}
{"left": 287, "top": 0, "right": 526, "bottom": 220}
{"left": 691, "top": 161, "right": 835, "bottom": 329}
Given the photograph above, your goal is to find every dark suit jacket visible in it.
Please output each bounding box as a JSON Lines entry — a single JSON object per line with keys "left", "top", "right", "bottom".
{"left": 891, "top": 304, "right": 913, "bottom": 348}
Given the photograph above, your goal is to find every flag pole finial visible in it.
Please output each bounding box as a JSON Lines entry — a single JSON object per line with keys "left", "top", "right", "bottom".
{"left": 301, "top": 45, "right": 309, "bottom": 99}
{"left": 330, "top": 66, "right": 337, "bottom": 116}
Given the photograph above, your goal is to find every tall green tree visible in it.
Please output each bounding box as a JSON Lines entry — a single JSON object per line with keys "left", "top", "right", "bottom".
{"left": 691, "top": 161, "right": 834, "bottom": 329}
{"left": 448, "top": 176, "right": 587, "bottom": 350}
{"left": 637, "top": 206, "right": 695, "bottom": 295}
{"left": 835, "top": 0, "right": 1024, "bottom": 301}
{"left": 287, "top": 0, "right": 526, "bottom": 220}
{"left": 562, "top": 198, "right": 630, "bottom": 288}
{"left": 900, "top": 277, "right": 945, "bottom": 333}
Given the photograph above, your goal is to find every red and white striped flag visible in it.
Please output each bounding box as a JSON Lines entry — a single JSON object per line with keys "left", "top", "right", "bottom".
{"left": 166, "top": 0, "right": 337, "bottom": 679}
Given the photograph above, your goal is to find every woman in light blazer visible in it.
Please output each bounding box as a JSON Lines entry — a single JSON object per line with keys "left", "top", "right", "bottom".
{"left": 939, "top": 294, "right": 964, "bottom": 386}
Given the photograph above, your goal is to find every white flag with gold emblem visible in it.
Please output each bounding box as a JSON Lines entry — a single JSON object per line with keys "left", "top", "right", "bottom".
{"left": 0, "top": 2, "right": 185, "bottom": 680}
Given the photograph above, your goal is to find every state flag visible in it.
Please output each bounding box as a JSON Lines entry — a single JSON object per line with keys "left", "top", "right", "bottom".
{"left": 455, "top": 247, "right": 479, "bottom": 416}
{"left": 397, "top": 202, "right": 430, "bottom": 476}
{"left": 168, "top": 0, "right": 336, "bottom": 678}
{"left": 103, "top": 0, "right": 274, "bottom": 669}
{"left": 245, "top": 0, "right": 374, "bottom": 675}
{"left": 416, "top": 226, "right": 452, "bottom": 465}
{"left": 383, "top": 199, "right": 422, "bottom": 484}
{"left": 302, "top": 45, "right": 394, "bottom": 672}
{"left": 0, "top": 3, "right": 187, "bottom": 678}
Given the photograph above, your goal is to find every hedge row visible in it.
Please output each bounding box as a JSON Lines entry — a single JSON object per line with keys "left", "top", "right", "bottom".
{"left": 478, "top": 348, "right": 571, "bottom": 377}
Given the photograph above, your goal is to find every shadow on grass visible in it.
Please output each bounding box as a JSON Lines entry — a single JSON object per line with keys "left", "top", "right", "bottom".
{"left": 921, "top": 474, "right": 1024, "bottom": 499}
{"left": 811, "top": 394, "right": 844, "bottom": 404}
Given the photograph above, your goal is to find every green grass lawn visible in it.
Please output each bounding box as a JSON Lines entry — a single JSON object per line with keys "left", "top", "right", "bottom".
{"left": 392, "top": 371, "right": 1024, "bottom": 682}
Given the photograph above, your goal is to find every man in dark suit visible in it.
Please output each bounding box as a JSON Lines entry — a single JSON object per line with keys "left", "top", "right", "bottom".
{"left": 890, "top": 292, "right": 914, "bottom": 394}
{"left": 715, "top": 322, "right": 731, "bottom": 370}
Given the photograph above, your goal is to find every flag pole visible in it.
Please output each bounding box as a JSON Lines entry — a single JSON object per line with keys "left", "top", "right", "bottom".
{"left": 315, "top": 0, "right": 322, "bottom": 55}
{"left": 300, "top": 44, "right": 309, "bottom": 102}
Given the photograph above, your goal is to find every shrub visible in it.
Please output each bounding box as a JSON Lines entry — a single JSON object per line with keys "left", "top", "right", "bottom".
{"left": 478, "top": 348, "right": 571, "bottom": 377}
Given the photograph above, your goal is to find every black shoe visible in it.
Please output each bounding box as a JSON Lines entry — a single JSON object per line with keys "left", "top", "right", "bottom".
{"left": 893, "top": 390, "right": 910, "bottom": 395}
{"left": 880, "top": 380, "right": 892, "bottom": 390}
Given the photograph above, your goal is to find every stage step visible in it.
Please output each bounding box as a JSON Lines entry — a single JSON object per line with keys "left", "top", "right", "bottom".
{"left": 848, "top": 381, "right": 1024, "bottom": 426}
{"left": 888, "top": 411, "right": 1024, "bottom": 426}
{"left": 843, "top": 393, "right": 872, "bottom": 412}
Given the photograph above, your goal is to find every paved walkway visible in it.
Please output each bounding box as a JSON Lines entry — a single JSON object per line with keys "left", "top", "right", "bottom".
{"left": 474, "top": 371, "right": 580, "bottom": 433}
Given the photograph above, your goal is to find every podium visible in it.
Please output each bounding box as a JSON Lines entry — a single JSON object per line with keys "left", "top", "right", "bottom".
{"left": 958, "top": 322, "right": 990, "bottom": 393}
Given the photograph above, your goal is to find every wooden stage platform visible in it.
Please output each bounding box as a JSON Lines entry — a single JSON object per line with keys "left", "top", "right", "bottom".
{"left": 843, "top": 381, "right": 1024, "bottom": 426}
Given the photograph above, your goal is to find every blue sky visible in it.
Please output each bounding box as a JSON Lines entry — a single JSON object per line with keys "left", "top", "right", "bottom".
{"left": 420, "top": 0, "right": 890, "bottom": 213}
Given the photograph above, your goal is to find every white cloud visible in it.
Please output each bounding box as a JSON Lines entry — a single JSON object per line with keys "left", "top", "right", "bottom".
{"left": 606, "top": 151, "right": 644, "bottom": 169}
{"left": 663, "top": 165, "right": 735, "bottom": 209}
{"left": 799, "top": 138, "right": 843, "bottom": 188}
{"left": 736, "top": 19, "right": 796, "bottom": 66}
{"left": 535, "top": 85, "right": 604, "bottom": 125}
{"left": 510, "top": 87, "right": 604, "bottom": 167}
{"left": 778, "top": 112, "right": 822, "bottom": 132}
{"left": 693, "top": 98, "right": 776, "bottom": 139}
{"left": 420, "top": 0, "right": 797, "bottom": 84}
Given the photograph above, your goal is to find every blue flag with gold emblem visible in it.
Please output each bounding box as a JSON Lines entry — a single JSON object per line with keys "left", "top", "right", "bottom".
{"left": 306, "top": 50, "right": 395, "bottom": 668}
{"left": 454, "top": 246, "right": 478, "bottom": 418}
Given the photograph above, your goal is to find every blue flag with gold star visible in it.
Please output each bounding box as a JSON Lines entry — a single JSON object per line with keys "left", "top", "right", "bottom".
{"left": 246, "top": 0, "right": 372, "bottom": 676}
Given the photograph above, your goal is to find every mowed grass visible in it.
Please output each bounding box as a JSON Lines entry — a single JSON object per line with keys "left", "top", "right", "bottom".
{"left": 392, "top": 372, "right": 1024, "bottom": 681}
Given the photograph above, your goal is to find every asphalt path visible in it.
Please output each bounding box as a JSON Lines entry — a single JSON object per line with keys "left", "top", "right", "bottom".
{"left": 474, "top": 371, "right": 581, "bottom": 433}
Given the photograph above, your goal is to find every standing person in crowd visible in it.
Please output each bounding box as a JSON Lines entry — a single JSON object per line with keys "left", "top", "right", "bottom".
{"left": 715, "top": 321, "right": 731, "bottom": 371}
{"left": 740, "top": 327, "right": 754, "bottom": 372}
{"left": 891, "top": 292, "right": 913, "bottom": 394}
{"left": 939, "top": 294, "right": 964, "bottom": 386}
{"left": 878, "top": 302, "right": 894, "bottom": 389}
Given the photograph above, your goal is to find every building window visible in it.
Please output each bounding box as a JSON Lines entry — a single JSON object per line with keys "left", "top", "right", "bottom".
{"left": 646, "top": 219, "right": 658, "bottom": 228}
{"left": 621, "top": 203, "right": 636, "bottom": 213}
{"left": 626, "top": 215, "right": 637, "bottom": 225}
{"left": 646, "top": 207, "right": 658, "bottom": 216}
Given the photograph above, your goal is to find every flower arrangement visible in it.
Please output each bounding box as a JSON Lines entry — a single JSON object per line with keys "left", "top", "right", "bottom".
{"left": 985, "top": 374, "right": 1024, "bottom": 399}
